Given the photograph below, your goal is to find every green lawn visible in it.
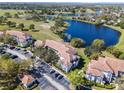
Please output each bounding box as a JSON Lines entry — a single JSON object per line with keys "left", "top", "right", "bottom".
{"left": 0, "top": 25, "right": 9, "bottom": 30}
{"left": 6, "top": 16, "right": 61, "bottom": 41}
{"left": 0, "top": 9, "right": 25, "bottom": 16}
{"left": 28, "top": 30, "right": 62, "bottom": 41}
{"left": 104, "top": 25, "right": 124, "bottom": 51}
{"left": 8, "top": 18, "right": 55, "bottom": 29}
{"left": 0, "top": 12, "right": 61, "bottom": 41}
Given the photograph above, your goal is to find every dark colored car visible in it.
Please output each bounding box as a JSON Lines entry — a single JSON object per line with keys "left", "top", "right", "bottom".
{"left": 76, "top": 85, "right": 92, "bottom": 90}
{"left": 55, "top": 73, "right": 60, "bottom": 78}
{"left": 9, "top": 46, "right": 15, "bottom": 49}
{"left": 10, "top": 55, "right": 18, "bottom": 59}
{"left": 24, "top": 51, "right": 29, "bottom": 54}
{"left": 57, "top": 75, "right": 64, "bottom": 80}
{"left": 0, "top": 51, "right": 6, "bottom": 54}
{"left": 15, "top": 48, "right": 21, "bottom": 51}
{"left": 50, "top": 70, "right": 55, "bottom": 74}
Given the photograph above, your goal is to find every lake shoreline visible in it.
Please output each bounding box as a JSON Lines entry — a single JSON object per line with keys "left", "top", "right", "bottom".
{"left": 64, "top": 20, "right": 120, "bottom": 46}
{"left": 64, "top": 19, "right": 123, "bottom": 48}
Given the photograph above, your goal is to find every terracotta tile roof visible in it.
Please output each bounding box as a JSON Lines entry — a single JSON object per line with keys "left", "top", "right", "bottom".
{"left": 105, "top": 57, "right": 124, "bottom": 75}
{"left": 6, "top": 30, "right": 30, "bottom": 42}
{"left": 44, "top": 40, "right": 77, "bottom": 66}
{"left": 86, "top": 57, "right": 124, "bottom": 77}
{"left": 87, "top": 68, "right": 102, "bottom": 77}
{"left": 34, "top": 40, "right": 77, "bottom": 67}
{"left": 92, "top": 57, "right": 113, "bottom": 72}
{"left": 21, "top": 75, "right": 35, "bottom": 85}
{"left": 87, "top": 60, "right": 102, "bottom": 76}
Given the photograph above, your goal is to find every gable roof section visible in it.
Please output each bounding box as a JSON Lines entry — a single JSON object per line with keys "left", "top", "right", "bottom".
{"left": 21, "top": 75, "right": 35, "bottom": 85}
{"left": 44, "top": 40, "right": 77, "bottom": 67}
{"left": 6, "top": 30, "right": 30, "bottom": 42}
{"left": 86, "top": 57, "right": 124, "bottom": 77}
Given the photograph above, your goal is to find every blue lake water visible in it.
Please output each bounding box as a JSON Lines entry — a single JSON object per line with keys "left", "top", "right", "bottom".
{"left": 64, "top": 20, "right": 120, "bottom": 46}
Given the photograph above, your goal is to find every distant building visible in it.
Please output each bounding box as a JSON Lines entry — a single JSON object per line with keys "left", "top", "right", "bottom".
{"left": 85, "top": 57, "right": 124, "bottom": 84}
{"left": 6, "top": 30, "right": 33, "bottom": 47}
{"left": 34, "top": 40, "right": 80, "bottom": 72}
{"left": 21, "top": 75, "right": 36, "bottom": 88}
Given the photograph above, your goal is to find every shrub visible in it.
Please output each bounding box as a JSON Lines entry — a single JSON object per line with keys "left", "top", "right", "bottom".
{"left": 106, "top": 46, "right": 122, "bottom": 58}
{"left": 89, "top": 52, "right": 100, "bottom": 60}
{"left": 95, "top": 83, "right": 115, "bottom": 89}
{"left": 22, "top": 28, "right": 29, "bottom": 31}
{"left": 95, "top": 83, "right": 105, "bottom": 88}
{"left": 84, "top": 80, "right": 95, "bottom": 87}
{"left": 104, "top": 84, "right": 115, "bottom": 89}
{"left": 29, "top": 24, "right": 35, "bottom": 29}
{"left": 32, "top": 29, "right": 39, "bottom": 32}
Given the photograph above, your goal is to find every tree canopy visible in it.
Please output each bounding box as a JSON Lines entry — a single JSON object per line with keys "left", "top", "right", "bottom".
{"left": 0, "top": 57, "right": 33, "bottom": 89}
{"left": 91, "top": 39, "right": 105, "bottom": 49}
{"left": 70, "top": 38, "right": 85, "bottom": 48}
{"left": 29, "top": 24, "right": 35, "bottom": 29}
{"left": 84, "top": 39, "right": 105, "bottom": 59}
{"left": 18, "top": 23, "right": 25, "bottom": 30}
{"left": 34, "top": 47, "right": 59, "bottom": 65}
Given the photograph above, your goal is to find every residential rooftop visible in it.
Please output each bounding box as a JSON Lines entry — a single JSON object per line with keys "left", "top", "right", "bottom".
{"left": 6, "top": 30, "right": 31, "bottom": 42}
{"left": 34, "top": 40, "right": 77, "bottom": 67}
{"left": 21, "top": 75, "right": 35, "bottom": 85}
{"left": 86, "top": 57, "right": 124, "bottom": 77}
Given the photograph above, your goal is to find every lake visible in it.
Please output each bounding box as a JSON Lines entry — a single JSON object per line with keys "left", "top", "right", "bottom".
{"left": 64, "top": 20, "right": 120, "bottom": 46}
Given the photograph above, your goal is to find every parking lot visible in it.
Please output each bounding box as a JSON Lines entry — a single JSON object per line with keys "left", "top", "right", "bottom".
{"left": 0, "top": 44, "right": 33, "bottom": 62}
{"left": 0, "top": 44, "right": 71, "bottom": 90}
{"left": 33, "top": 60, "right": 70, "bottom": 90}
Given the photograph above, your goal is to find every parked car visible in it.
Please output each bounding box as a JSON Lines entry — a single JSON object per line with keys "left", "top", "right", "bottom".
{"left": 57, "top": 75, "right": 64, "bottom": 80}
{"left": 14, "top": 48, "right": 21, "bottom": 51}
{"left": 9, "top": 46, "right": 15, "bottom": 49}
{"left": 75, "top": 85, "right": 92, "bottom": 90}
{"left": 54, "top": 73, "right": 60, "bottom": 78}
{"left": 24, "top": 51, "right": 29, "bottom": 54}
{"left": 10, "top": 55, "right": 18, "bottom": 59}
{"left": 0, "top": 51, "right": 6, "bottom": 54}
{"left": 49, "top": 70, "right": 56, "bottom": 74}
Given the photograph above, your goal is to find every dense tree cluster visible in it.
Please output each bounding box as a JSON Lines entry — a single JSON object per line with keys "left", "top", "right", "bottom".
{"left": 84, "top": 39, "right": 105, "bottom": 60}
{"left": 50, "top": 17, "right": 66, "bottom": 39}
{"left": 0, "top": 34, "right": 17, "bottom": 46}
{"left": 0, "top": 57, "right": 32, "bottom": 89}
{"left": 34, "top": 47, "right": 59, "bottom": 65}
{"left": 106, "top": 46, "right": 122, "bottom": 58}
